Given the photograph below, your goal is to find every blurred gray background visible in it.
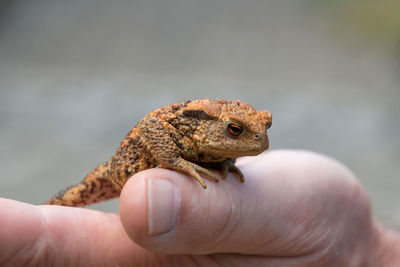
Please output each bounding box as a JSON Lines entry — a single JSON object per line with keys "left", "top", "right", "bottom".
{"left": 0, "top": 1, "right": 399, "bottom": 224}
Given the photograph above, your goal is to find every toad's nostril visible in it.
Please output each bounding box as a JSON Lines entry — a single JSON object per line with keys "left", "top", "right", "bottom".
{"left": 254, "top": 134, "right": 260, "bottom": 139}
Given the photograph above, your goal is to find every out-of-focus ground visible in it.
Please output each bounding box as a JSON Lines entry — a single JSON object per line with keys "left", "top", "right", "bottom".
{"left": 0, "top": 1, "right": 399, "bottom": 225}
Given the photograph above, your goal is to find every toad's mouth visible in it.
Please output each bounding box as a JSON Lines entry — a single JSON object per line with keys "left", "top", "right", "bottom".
{"left": 207, "top": 136, "right": 269, "bottom": 156}
{"left": 207, "top": 146, "right": 266, "bottom": 157}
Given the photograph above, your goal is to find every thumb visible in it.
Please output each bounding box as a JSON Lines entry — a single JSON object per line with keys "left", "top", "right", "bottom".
{"left": 119, "top": 150, "right": 361, "bottom": 256}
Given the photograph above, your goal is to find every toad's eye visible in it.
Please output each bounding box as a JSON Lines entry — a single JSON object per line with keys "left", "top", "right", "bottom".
{"left": 266, "top": 121, "right": 272, "bottom": 129}
{"left": 226, "top": 122, "right": 243, "bottom": 137}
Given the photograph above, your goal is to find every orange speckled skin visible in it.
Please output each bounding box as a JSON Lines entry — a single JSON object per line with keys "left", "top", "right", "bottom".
{"left": 45, "top": 99, "right": 272, "bottom": 207}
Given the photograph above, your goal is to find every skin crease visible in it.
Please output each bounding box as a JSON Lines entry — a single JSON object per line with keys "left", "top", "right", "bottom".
{"left": 1, "top": 150, "right": 400, "bottom": 266}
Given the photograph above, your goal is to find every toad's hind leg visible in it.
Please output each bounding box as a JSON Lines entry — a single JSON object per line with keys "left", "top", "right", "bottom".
{"left": 45, "top": 160, "right": 120, "bottom": 207}
{"left": 137, "top": 117, "right": 219, "bottom": 189}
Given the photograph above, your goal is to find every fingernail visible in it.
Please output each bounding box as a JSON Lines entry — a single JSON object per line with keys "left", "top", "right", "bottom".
{"left": 148, "top": 178, "right": 181, "bottom": 235}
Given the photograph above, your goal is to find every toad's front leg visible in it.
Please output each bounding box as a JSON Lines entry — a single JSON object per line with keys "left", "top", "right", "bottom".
{"left": 198, "top": 158, "right": 245, "bottom": 183}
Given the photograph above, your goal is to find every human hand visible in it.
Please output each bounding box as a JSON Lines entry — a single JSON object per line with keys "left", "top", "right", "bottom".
{"left": 1, "top": 150, "right": 399, "bottom": 266}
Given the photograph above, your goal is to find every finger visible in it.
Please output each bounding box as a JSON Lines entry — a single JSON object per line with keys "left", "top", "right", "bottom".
{"left": 0, "top": 198, "right": 156, "bottom": 266}
{"left": 119, "top": 150, "right": 369, "bottom": 256}
{"left": 0, "top": 198, "right": 45, "bottom": 265}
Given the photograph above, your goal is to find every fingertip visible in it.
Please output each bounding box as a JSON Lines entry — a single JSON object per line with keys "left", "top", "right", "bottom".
{"left": 120, "top": 169, "right": 187, "bottom": 251}
{"left": 119, "top": 168, "right": 248, "bottom": 254}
